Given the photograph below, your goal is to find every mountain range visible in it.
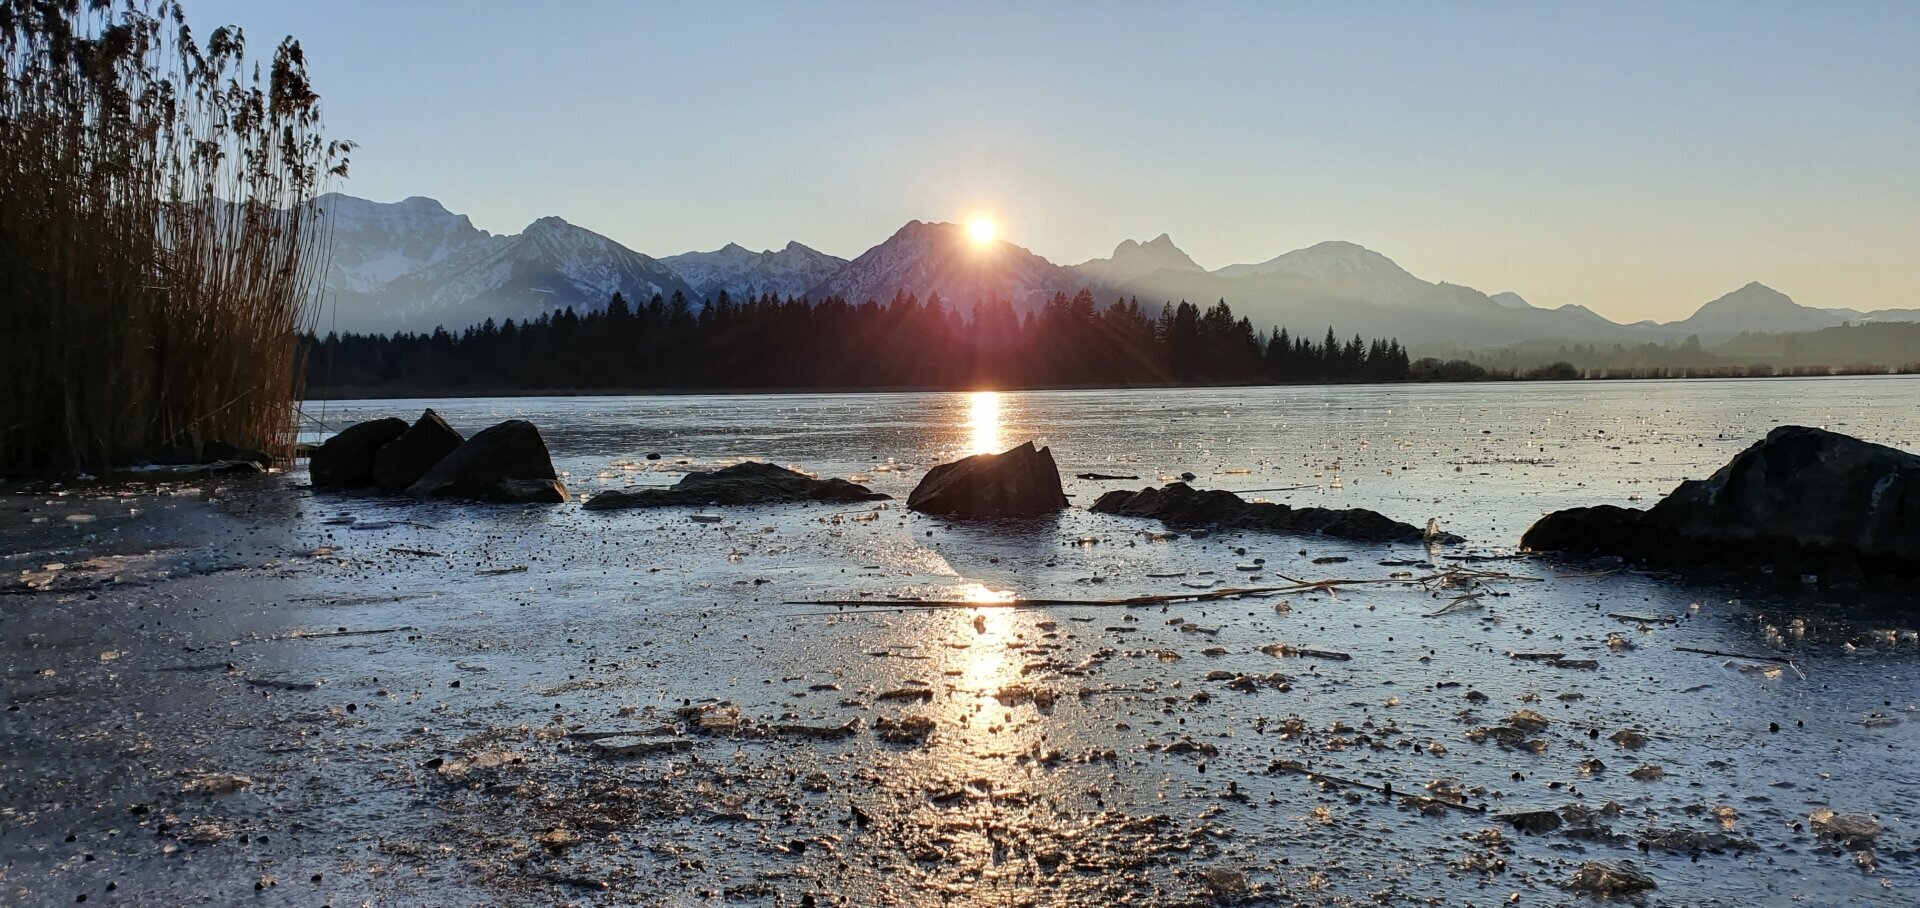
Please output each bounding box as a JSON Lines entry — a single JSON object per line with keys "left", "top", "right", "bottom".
{"left": 313, "top": 193, "right": 1917, "bottom": 345}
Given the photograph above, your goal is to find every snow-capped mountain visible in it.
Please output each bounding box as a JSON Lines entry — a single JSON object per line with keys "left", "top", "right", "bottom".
{"left": 1213, "top": 240, "right": 1433, "bottom": 299}
{"left": 372, "top": 216, "right": 696, "bottom": 330}
{"left": 311, "top": 195, "right": 694, "bottom": 332}
{"left": 1071, "top": 233, "right": 1203, "bottom": 285}
{"left": 318, "top": 194, "right": 497, "bottom": 296}
{"left": 805, "top": 220, "right": 1077, "bottom": 310}
{"left": 306, "top": 193, "right": 1916, "bottom": 345}
{"left": 661, "top": 242, "right": 847, "bottom": 301}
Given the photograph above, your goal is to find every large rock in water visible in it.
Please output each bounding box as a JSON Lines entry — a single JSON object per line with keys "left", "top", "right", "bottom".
{"left": 1091, "top": 482, "right": 1456, "bottom": 544}
{"left": 906, "top": 442, "right": 1069, "bottom": 518}
{"left": 1522, "top": 425, "right": 1920, "bottom": 573}
{"left": 310, "top": 418, "right": 408, "bottom": 489}
{"left": 405, "top": 419, "right": 568, "bottom": 503}
{"left": 584, "top": 462, "right": 890, "bottom": 510}
{"left": 372, "top": 409, "right": 464, "bottom": 493}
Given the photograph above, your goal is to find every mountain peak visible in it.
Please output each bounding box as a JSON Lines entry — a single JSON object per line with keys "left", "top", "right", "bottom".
{"left": 1699, "top": 281, "right": 1796, "bottom": 312}
{"left": 396, "top": 196, "right": 450, "bottom": 214}
{"left": 1305, "top": 239, "right": 1367, "bottom": 253}
{"left": 661, "top": 238, "right": 849, "bottom": 302}
{"left": 806, "top": 219, "right": 1073, "bottom": 307}
{"left": 1664, "top": 281, "right": 1840, "bottom": 339}
{"left": 1074, "top": 232, "right": 1202, "bottom": 285}
{"left": 1215, "top": 239, "right": 1421, "bottom": 291}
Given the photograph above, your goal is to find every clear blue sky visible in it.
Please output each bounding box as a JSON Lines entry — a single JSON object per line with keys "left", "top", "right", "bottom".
{"left": 193, "top": 0, "right": 1918, "bottom": 321}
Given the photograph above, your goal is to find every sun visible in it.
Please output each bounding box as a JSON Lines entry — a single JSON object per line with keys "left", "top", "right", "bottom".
{"left": 967, "top": 217, "right": 997, "bottom": 246}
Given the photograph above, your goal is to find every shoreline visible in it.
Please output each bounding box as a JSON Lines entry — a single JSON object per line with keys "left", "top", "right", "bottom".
{"left": 303, "top": 370, "right": 1918, "bottom": 402}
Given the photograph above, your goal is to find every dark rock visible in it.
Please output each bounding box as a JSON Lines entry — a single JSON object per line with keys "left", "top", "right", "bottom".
{"left": 310, "top": 418, "right": 408, "bottom": 489}
{"left": 1523, "top": 425, "right": 1920, "bottom": 574}
{"left": 405, "top": 420, "right": 567, "bottom": 503}
{"left": 583, "top": 462, "right": 890, "bottom": 511}
{"left": 1091, "top": 482, "right": 1458, "bottom": 544}
{"left": 1519, "top": 504, "right": 1665, "bottom": 555}
{"left": 906, "top": 442, "right": 1068, "bottom": 518}
{"left": 491, "top": 478, "right": 570, "bottom": 503}
{"left": 372, "top": 409, "right": 464, "bottom": 493}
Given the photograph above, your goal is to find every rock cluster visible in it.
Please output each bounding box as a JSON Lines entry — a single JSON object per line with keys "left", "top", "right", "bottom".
{"left": 310, "top": 411, "right": 566, "bottom": 503}
{"left": 1523, "top": 425, "right": 1920, "bottom": 574}
{"left": 372, "top": 409, "right": 464, "bottom": 492}
{"left": 1091, "top": 482, "right": 1456, "bottom": 544}
{"left": 584, "top": 462, "right": 888, "bottom": 510}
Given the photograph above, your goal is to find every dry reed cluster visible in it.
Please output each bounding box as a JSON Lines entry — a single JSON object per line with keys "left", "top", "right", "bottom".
{"left": 0, "top": 0, "right": 348, "bottom": 474}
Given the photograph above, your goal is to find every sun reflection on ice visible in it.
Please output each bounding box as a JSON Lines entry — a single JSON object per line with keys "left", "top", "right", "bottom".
{"left": 966, "top": 390, "right": 1002, "bottom": 456}
{"left": 932, "top": 583, "right": 1029, "bottom": 761}
{"left": 957, "top": 581, "right": 1017, "bottom": 605}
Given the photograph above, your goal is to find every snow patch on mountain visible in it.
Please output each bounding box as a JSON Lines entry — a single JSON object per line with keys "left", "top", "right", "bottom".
{"left": 662, "top": 241, "right": 847, "bottom": 301}
{"left": 1214, "top": 240, "right": 1426, "bottom": 297}
{"left": 318, "top": 193, "right": 496, "bottom": 295}
{"left": 375, "top": 215, "right": 696, "bottom": 328}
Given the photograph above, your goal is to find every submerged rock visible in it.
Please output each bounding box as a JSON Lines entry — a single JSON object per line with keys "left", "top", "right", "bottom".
{"left": 136, "top": 458, "right": 267, "bottom": 478}
{"left": 584, "top": 462, "right": 888, "bottom": 511}
{"left": 1501, "top": 809, "right": 1563, "bottom": 835}
{"left": 153, "top": 441, "right": 274, "bottom": 472}
{"left": 1809, "top": 808, "right": 1882, "bottom": 844}
{"left": 203, "top": 442, "right": 274, "bottom": 469}
{"left": 907, "top": 441, "right": 1068, "bottom": 518}
{"left": 372, "top": 409, "right": 464, "bottom": 493}
{"left": 1567, "top": 860, "right": 1656, "bottom": 896}
{"left": 1523, "top": 425, "right": 1920, "bottom": 574}
{"left": 310, "top": 417, "right": 408, "bottom": 489}
{"left": 406, "top": 419, "right": 567, "bottom": 503}
{"left": 1091, "top": 482, "right": 1458, "bottom": 544}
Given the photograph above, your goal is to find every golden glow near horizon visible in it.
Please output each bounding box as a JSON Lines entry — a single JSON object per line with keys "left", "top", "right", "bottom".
{"left": 967, "top": 216, "right": 997, "bottom": 246}
{"left": 966, "top": 390, "right": 1002, "bottom": 455}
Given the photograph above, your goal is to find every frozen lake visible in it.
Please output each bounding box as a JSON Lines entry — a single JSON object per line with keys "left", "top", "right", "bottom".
{"left": 4, "top": 377, "right": 1917, "bottom": 906}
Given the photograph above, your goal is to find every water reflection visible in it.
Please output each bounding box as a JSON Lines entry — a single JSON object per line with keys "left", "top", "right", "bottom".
{"left": 951, "top": 583, "right": 1017, "bottom": 716}
{"left": 956, "top": 581, "right": 1017, "bottom": 605}
{"left": 966, "top": 390, "right": 1002, "bottom": 455}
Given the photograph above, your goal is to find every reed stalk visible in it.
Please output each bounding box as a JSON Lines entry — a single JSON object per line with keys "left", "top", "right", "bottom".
{"left": 0, "top": 0, "right": 349, "bottom": 474}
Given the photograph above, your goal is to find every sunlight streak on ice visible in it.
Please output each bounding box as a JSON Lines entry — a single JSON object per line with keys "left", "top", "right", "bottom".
{"left": 967, "top": 390, "right": 1002, "bottom": 456}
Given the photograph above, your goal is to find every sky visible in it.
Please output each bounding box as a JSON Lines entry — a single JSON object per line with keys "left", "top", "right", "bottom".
{"left": 192, "top": 0, "right": 1919, "bottom": 323}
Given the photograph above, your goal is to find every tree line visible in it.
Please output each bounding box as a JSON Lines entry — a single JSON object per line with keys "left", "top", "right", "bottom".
{"left": 304, "top": 290, "right": 1415, "bottom": 394}
{"left": 1433, "top": 322, "right": 1920, "bottom": 378}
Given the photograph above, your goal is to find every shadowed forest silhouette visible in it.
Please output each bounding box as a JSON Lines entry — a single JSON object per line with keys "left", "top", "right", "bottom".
{"left": 307, "top": 290, "right": 1414, "bottom": 393}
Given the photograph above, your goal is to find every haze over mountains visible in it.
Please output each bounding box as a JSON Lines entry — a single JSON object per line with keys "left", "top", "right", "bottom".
{"left": 316, "top": 194, "right": 1917, "bottom": 345}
